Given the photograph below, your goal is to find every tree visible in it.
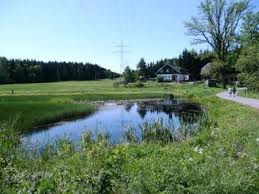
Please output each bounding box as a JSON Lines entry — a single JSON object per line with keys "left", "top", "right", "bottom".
{"left": 0, "top": 57, "right": 9, "bottom": 83}
{"left": 123, "top": 66, "right": 136, "bottom": 83}
{"left": 240, "top": 11, "right": 259, "bottom": 44}
{"left": 136, "top": 58, "right": 147, "bottom": 79}
{"left": 178, "top": 49, "right": 203, "bottom": 80}
{"left": 185, "top": 0, "right": 250, "bottom": 88}
{"left": 236, "top": 11, "right": 259, "bottom": 91}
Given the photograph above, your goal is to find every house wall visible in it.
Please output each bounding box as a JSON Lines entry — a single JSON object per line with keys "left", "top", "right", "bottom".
{"left": 157, "top": 74, "right": 189, "bottom": 82}
{"left": 176, "top": 74, "right": 184, "bottom": 82}
{"left": 158, "top": 74, "right": 172, "bottom": 81}
{"left": 184, "top": 75, "right": 190, "bottom": 81}
{"left": 176, "top": 74, "right": 189, "bottom": 82}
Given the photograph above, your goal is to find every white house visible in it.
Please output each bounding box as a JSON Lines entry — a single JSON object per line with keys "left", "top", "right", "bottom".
{"left": 156, "top": 64, "right": 190, "bottom": 82}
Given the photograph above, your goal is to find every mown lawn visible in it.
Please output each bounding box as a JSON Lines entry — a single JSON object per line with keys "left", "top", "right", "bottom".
{"left": 1, "top": 80, "right": 258, "bottom": 193}
{"left": 0, "top": 80, "right": 218, "bottom": 95}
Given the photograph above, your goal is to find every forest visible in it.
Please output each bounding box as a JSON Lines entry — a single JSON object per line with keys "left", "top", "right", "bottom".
{"left": 0, "top": 57, "right": 119, "bottom": 84}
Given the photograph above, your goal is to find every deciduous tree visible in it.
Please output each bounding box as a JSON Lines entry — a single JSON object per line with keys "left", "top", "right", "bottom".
{"left": 123, "top": 66, "right": 136, "bottom": 83}
{"left": 185, "top": 0, "right": 250, "bottom": 88}
{"left": 236, "top": 11, "right": 259, "bottom": 91}
{"left": 136, "top": 58, "right": 147, "bottom": 79}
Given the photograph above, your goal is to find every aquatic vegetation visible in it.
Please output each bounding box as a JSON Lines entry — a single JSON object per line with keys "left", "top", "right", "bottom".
{"left": 123, "top": 110, "right": 215, "bottom": 144}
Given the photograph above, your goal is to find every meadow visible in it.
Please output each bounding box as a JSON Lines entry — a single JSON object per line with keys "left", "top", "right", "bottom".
{"left": 0, "top": 80, "right": 220, "bottom": 131}
{"left": 0, "top": 80, "right": 259, "bottom": 193}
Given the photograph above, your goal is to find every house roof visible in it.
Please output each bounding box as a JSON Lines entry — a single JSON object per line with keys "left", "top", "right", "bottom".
{"left": 200, "top": 63, "right": 212, "bottom": 76}
{"left": 156, "top": 64, "right": 190, "bottom": 75}
{"left": 201, "top": 62, "right": 239, "bottom": 75}
{"left": 201, "top": 63, "right": 212, "bottom": 71}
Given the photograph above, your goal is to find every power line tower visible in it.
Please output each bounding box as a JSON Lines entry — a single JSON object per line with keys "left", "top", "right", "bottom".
{"left": 113, "top": 40, "right": 130, "bottom": 81}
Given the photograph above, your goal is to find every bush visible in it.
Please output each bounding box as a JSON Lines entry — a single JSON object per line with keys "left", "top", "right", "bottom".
{"left": 123, "top": 66, "right": 137, "bottom": 83}
{"left": 164, "top": 93, "right": 174, "bottom": 99}
{"left": 127, "top": 82, "right": 144, "bottom": 88}
{"left": 156, "top": 76, "right": 163, "bottom": 82}
{"left": 135, "top": 81, "right": 144, "bottom": 88}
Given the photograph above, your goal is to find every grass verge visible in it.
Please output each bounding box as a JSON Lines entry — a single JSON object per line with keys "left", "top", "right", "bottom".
{"left": 239, "top": 90, "right": 259, "bottom": 99}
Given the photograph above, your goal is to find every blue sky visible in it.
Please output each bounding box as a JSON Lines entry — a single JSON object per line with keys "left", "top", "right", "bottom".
{"left": 0, "top": 0, "right": 258, "bottom": 73}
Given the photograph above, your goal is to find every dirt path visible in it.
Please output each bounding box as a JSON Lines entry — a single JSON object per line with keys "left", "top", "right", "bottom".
{"left": 216, "top": 90, "right": 259, "bottom": 109}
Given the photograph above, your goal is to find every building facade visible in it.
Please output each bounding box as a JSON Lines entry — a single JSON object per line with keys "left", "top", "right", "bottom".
{"left": 156, "top": 64, "right": 190, "bottom": 82}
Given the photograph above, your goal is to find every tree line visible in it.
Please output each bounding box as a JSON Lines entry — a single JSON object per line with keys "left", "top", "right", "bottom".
{"left": 0, "top": 57, "right": 119, "bottom": 84}
{"left": 124, "top": 49, "right": 213, "bottom": 82}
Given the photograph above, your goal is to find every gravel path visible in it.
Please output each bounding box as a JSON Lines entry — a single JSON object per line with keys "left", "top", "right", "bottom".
{"left": 216, "top": 90, "right": 259, "bottom": 109}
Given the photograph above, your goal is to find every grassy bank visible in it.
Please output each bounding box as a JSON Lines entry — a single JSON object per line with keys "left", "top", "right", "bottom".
{"left": 0, "top": 80, "right": 221, "bottom": 131}
{"left": 1, "top": 90, "right": 259, "bottom": 193}
{"left": 239, "top": 90, "right": 259, "bottom": 99}
{"left": 0, "top": 100, "right": 95, "bottom": 131}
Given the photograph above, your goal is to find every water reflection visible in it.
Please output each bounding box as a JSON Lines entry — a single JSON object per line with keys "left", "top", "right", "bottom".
{"left": 21, "top": 99, "right": 203, "bottom": 149}
{"left": 133, "top": 99, "right": 202, "bottom": 125}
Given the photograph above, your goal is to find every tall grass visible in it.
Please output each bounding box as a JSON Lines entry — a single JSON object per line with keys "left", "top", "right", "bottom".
{"left": 0, "top": 98, "right": 95, "bottom": 131}
{"left": 124, "top": 110, "right": 215, "bottom": 144}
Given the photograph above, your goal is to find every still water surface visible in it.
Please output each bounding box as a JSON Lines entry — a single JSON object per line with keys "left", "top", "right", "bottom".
{"left": 21, "top": 99, "right": 203, "bottom": 149}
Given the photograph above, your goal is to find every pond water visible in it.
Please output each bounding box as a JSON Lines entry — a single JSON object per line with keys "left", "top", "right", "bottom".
{"left": 21, "top": 99, "right": 203, "bottom": 149}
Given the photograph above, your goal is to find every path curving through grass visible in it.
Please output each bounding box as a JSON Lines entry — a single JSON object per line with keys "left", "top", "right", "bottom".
{"left": 216, "top": 90, "right": 259, "bottom": 109}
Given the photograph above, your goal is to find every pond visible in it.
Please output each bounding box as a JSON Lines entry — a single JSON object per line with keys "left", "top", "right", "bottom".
{"left": 21, "top": 99, "right": 204, "bottom": 149}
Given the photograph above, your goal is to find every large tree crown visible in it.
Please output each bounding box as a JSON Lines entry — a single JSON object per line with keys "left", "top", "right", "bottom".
{"left": 185, "top": 0, "right": 250, "bottom": 56}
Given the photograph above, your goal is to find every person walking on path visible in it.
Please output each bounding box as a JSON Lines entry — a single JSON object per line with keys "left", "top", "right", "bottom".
{"left": 216, "top": 88, "right": 259, "bottom": 109}
{"left": 232, "top": 87, "right": 236, "bottom": 97}
{"left": 228, "top": 87, "right": 232, "bottom": 97}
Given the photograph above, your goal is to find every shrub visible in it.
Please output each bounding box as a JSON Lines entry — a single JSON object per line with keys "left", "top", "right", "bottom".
{"left": 156, "top": 76, "right": 163, "bottom": 82}
{"left": 135, "top": 81, "right": 144, "bottom": 88}
{"left": 164, "top": 93, "right": 174, "bottom": 99}
{"left": 127, "top": 82, "right": 144, "bottom": 88}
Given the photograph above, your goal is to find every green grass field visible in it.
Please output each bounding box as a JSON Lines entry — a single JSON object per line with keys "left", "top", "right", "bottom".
{"left": 0, "top": 80, "right": 221, "bottom": 130}
{"left": 1, "top": 80, "right": 259, "bottom": 193}
{"left": 0, "top": 79, "right": 220, "bottom": 96}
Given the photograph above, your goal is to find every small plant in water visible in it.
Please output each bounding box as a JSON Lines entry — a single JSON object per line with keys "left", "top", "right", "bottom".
{"left": 124, "top": 110, "right": 215, "bottom": 144}
{"left": 81, "top": 130, "right": 111, "bottom": 150}
{"left": 123, "top": 127, "right": 138, "bottom": 143}
{"left": 140, "top": 120, "right": 173, "bottom": 143}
